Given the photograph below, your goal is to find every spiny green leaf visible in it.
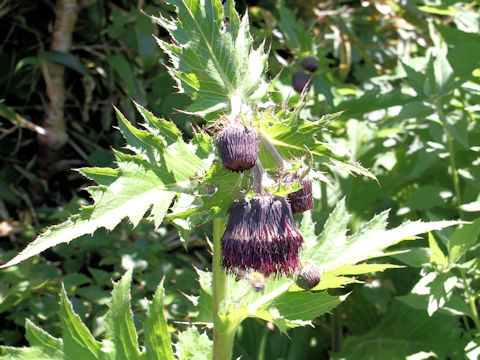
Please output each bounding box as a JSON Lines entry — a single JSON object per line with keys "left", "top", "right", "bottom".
{"left": 151, "top": 0, "right": 268, "bottom": 116}
{"left": 144, "top": 278, "right": 175, "bottom": 360}
{"left": 60, "top": 285, "right": 103, "bottom": 360}
{"left": 0, "top": 108, "right": 209, "bottom": 268}
{"left": 105, "top": 270, "right": 141, "bottom": 360}
{"left": 24, "top": 319, "right": 63, "bottom": 357}
{"left": 299, "top": 199, "right": 462, "bottom": 290}
{"left": 258, "top": 109, "right": 376, "bottom": 179}
{"left": 0, "top": 320, "right": 64, "bottom": 360}
{"left": 175, "top": 327, "right": 212, "bottom": 360}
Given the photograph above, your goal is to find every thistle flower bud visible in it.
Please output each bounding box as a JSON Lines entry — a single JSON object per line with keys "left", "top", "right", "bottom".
{"left": 300, "top": 56, "right": 319, "bottom": 73}
{"left": 292, "top": 71, "right": 312, "bottom": 93}
{"left": 221, "top": 196, "right": 303, "bottom": 276}
{"left": 295, "top": 263, "right": 321, "bottom": 290}
{"left": 287, "top": 177, "right": 314, "bottom": 214}
{"left": 216, "top": 124, "right": 259, "bottom": 172}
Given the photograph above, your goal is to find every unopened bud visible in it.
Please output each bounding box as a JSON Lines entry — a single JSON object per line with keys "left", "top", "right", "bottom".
{"left": 295, "top": 263, "right": 321, "bottom": 290}
{"left": 216, "top": 124, "right": 259, "bottom": 172}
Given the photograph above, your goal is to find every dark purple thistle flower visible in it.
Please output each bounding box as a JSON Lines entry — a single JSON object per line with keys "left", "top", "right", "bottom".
{"left": 221, "top": 196, "right": 303, "bottom": 276}
{"left": 287, "top": 177, "right": 314, "bottom": 214}
{"left": 216, "top": 124, "right": 259, "bottom": 172}
{"left": 300, "top": 56, "right": 319, "bottom": 73}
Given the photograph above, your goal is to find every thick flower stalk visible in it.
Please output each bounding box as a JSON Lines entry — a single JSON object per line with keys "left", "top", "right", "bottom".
{"left": 221, "top": 195, "right": 303, "bottom": 276}
{"left": 216, "top": 124, "right": 259, "bottom": 172}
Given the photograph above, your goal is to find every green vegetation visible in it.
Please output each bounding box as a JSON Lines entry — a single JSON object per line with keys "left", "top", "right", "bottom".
{"left": 0, "top": 0, "right": 479, "bottom": 359}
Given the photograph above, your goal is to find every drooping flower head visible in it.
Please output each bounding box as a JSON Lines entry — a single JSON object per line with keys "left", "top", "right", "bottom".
{"left": 287, "top": 176, "right": 314, "bottom": 215}
{"left": 221, "top": 195, "right": 303, "bottom": 276}
{"left": 216, "top": 124, "right": 259, "bottom": 172}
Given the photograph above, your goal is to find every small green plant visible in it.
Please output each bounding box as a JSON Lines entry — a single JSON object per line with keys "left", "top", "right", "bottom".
{"left": 0, "top": 1, "right": 465, "bottom": 359}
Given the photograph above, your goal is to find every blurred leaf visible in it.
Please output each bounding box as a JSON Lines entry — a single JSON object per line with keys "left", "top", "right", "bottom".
{"left": 465, "top": 339, "right": 480, "bottom": 360}
{"left": 392, "top": 248, "right": 431, "bottom": 267}
{"left": 433, "top": 51, "right": 455, "bottom": 96}
{"left": 411, "top": 271, "right": 457, "bottom": 316}
{"left": 448, "top": 218, "right": 480, "bottom": 264}
{"left": 107, "top": 54, "right": 143, "bottom": 101}
{"left": 40, "top": 50, "right": 88, "bottom": 76}
{"left": 401, "top": 185, "right": 450, "bottom": 213}
{"left": 135, "top": 13, "right": 156, "bottom": 71}
{"left": 275, "top": 0, "right": 312, "bottom": 52}
{"left": 336, "top": 301, "right": 465, "bottom": 359}
{"left": 428, "top": 233, "right": 448, "bottom": 268}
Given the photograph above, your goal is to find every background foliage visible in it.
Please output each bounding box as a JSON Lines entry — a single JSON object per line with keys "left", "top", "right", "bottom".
{"left": 0, "top": 0, "right": 479, "bottom": 359}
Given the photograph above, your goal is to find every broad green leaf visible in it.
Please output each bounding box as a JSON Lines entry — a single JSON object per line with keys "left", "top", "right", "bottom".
{"left": 428, "top": 233, "right": 448, "bottom": 268}
{"left": 336, "top": 301, "right": 465, "bottom": 360}
{"left": 0, "top": 107, "right": 209, "bottom": 268}
{"left": 59, "top": 286, "right": 103, "bottom": 360}
{"left": 392, "top": 248, "right": 431, "bottom": 267}
{"left": 175, "top": 327, "right": 212, "bottom": 360}
{"left": 275, "top": 0, "right": 312, "bottom": 52}
{"left": 398, "top": 293, "right": 472, "bottom": 317}
{"left": 266, "top": 291, "right": 343, "bottom": 333}
{"left": 433, "top": 51, "right": 455, "bottom": 95}
{"left": 144, "top": 279, "right": 175, "bottom": 360}
{"left": 105, "top": 270, "right": 141, "bottom": 360}
{"left": 411, "top": 272, "right": 457, "bottom": 316}
{"left": 151, "top": 0, "right": 268, "bottom": 116}
{"left": 448, "top": 218, "right": 480, "bottom": 264}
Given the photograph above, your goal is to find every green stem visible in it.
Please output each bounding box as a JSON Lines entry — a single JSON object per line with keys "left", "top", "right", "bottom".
{"left": 435, "top": 99, "right": 464, "bottom": 219}
{"left": 331, "top": 308, "right": 342, "bottom": 352}
{"left": 212, "top": 218, "right": 235, "bottom": 360}
{"left": 321, "top": 181, "right": 328, "bottom": 212}
{"left": 460, "top": 268, "right": 480, "bottom": 332}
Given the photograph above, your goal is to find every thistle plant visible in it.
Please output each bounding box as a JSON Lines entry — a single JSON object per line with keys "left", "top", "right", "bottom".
{"left": 0, "top": 1, "right": 464, "bottom": 359}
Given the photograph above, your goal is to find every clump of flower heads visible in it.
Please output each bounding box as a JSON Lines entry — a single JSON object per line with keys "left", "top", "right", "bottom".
{"left": 221, "top": 195, "right": 303, "bottom": 276}
{"left": 216, "top": 124, "right": 259, "bottom": 172}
